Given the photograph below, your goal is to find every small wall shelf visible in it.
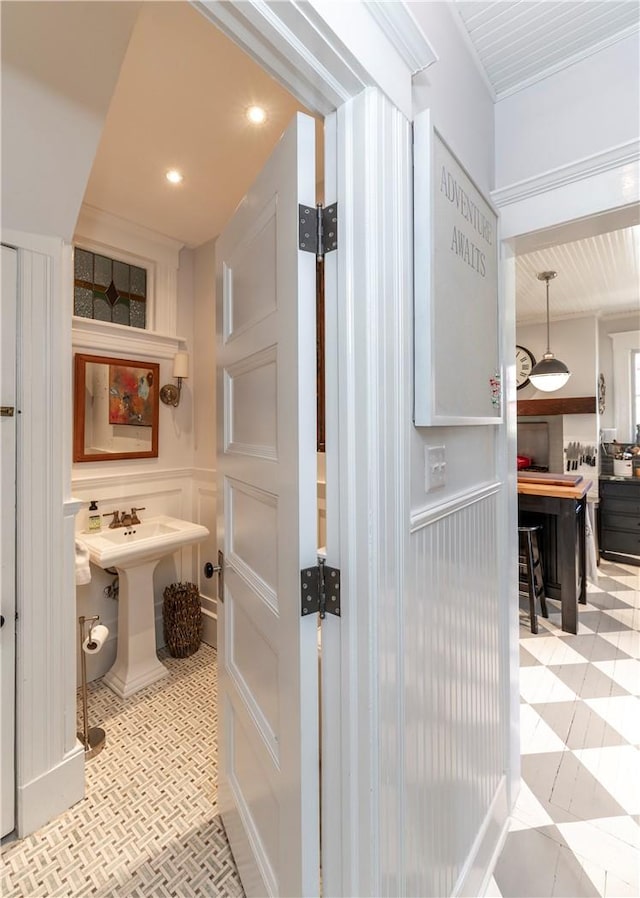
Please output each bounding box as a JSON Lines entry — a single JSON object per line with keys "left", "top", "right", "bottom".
{"left": 517, "top": 396, "right": 596, "bottom": 417}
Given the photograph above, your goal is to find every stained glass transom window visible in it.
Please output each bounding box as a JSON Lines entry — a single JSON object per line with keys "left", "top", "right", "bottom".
{"left": 74, "top": 248, "right": 147, "bottom": 329}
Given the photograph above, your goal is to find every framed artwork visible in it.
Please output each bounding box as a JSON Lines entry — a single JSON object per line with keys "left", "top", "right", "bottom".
{"left": 73, "top": 353, "right": 159, "bottom": 462}
{"left": 413, "top": 110, "right": 501, "bottom": 425}
{"left": 108, "top": 364, "right": 155, "bottom": 426}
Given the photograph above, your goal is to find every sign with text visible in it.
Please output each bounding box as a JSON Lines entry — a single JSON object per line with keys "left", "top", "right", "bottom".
{"left": 414, "top": 110, "right": 500, "bottom": 425}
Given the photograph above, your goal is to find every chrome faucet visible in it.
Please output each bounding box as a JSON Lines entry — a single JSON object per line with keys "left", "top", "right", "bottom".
{"left": 131, "top": 507, "right": 146, "bottom": 525}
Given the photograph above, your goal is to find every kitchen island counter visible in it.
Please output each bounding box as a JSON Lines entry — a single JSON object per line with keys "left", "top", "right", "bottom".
{"left": 518, "top": 472, "right": 592, "bottom": 634}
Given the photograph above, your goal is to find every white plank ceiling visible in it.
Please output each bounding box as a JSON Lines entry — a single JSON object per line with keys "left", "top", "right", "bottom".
{"left": 454, "top": 0, "right": 640, "bottom": 97}
{"left": 516, "top": 225, "right": 640, "bottom": 323}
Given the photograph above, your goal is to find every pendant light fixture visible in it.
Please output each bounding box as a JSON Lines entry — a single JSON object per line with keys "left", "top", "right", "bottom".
{"left": 528, "top": 271, "right": 571, "bottom": 392}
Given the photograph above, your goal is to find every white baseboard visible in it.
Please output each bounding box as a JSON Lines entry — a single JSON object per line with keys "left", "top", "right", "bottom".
{"left": 453, "top": 776, "right": 509, "bottom": 898}
{"left": 17, "top": 743, "right": 85, "bottom": 838}
{"left": 201, "top": 604, "right": 217, "bottom": 649}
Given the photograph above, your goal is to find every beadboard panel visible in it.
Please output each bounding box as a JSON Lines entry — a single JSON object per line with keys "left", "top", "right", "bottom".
{"left": 404, "top": 488, "right": 504, "bottom": 898}
{"left": 7, "top": 234, "right": 85, "bottom": 837}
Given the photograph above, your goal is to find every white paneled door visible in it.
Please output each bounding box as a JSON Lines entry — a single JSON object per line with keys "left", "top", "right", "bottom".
{"left": 215, "top": 113, "right": 319, "bottom": 897}
{"left": 1, "top": 245, "right": 17, "bottom": 838}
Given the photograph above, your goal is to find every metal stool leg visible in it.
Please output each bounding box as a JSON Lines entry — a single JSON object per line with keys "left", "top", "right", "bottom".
{"left": 521, "top": 529, "right": 538, "bottom": 634}
{"left": 532, "top": 531, "right": 548, "bottom": 619}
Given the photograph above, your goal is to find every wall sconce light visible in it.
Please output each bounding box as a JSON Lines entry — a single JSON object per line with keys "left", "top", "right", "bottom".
{"left": 160, "top": 351, "right": 189, "bottom": 407}
{"left": 528, "top": 271, "right": 571, "bottom": 393}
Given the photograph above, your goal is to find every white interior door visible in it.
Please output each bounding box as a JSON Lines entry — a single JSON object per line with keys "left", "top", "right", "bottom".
{"left": 215, "top": 112, "right": 319, "bottom": 897}
{"left": 1, "top": 244, "right": 18, "bottom": 838}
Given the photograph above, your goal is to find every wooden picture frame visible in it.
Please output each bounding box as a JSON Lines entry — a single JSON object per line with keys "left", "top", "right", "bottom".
{"left": 74, "top": 353, "right": 159, "bottom": 462}
{"left": 413, "top": 110, "right": 501, "bottom": 425}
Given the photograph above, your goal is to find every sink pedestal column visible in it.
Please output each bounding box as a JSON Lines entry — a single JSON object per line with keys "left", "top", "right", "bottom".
{"left": 103, "top": 559, "right": 169, "bottom": 699}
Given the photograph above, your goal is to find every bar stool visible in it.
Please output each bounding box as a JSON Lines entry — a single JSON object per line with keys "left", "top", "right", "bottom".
{"left": 518, "top": 525, "right": 548, "bottom": 634}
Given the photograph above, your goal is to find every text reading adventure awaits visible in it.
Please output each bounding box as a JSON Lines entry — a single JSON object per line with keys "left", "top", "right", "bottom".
{"left": 440, "top": 166, "right": 493, "bottom": 278}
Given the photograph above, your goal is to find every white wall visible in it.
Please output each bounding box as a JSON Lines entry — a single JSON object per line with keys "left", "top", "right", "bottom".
{"left": 410, "top": 3, "right": 497, "bottom": 506}
{"left": 598, "top": 313, "right": 640, "bottom": 433}
{"left": 495, "top": 31, "right": 640, "bottom": 190}
{"left": 1, "top": 2, "right": 140, "bottom": 241}
{"left": 412, "top": 2, "right": 494, "bottom": 195}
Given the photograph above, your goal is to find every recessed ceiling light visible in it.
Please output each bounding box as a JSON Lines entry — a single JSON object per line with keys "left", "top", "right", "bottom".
{"left": 165, "top": 169, "right": 184, "bottom": 184}
{"left": 246, "top": 106, "right": 267, "bottom": 125}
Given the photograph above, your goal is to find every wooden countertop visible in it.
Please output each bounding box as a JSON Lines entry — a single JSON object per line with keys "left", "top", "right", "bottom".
{"left": 517, "top": 472, "right": 593, "bottom": 500}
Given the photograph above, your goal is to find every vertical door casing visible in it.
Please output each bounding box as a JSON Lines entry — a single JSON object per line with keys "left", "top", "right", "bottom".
{"left": 1, "top": 244, "right": 18, "bottom": 838}
{"left": 215, "top": 112, "right": 319, "bottom": 898}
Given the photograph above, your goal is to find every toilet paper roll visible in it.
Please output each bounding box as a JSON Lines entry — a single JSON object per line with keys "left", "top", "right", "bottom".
{"left": 83, "top": 624, "right": 109, "bottom": 654}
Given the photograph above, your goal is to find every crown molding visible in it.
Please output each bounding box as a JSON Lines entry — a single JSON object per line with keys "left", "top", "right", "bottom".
{"left": 492, "top": 140, "right": 640, "bottom": 208}
{"left": 366, "top": 1, "right": 438, "bottom": 74}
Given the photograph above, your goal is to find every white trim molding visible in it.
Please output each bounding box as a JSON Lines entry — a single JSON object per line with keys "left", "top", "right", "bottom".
{"left": 410, "top": 481, "right": 502, "bottom": 533}
{"left": 72, "top": 317, "right": 185, "bottom": 360}
{"left": 192, "top": 0, "right": 422, "bottom": 120}
{"left": 492, "top": 139, "right": 640, "bottom": 208}
{"left": 453, "top": 776, "right": 510, "bottom": 898}
{"left": 71, "top": 466, "right": 196, "bottom": 494}
{"left": 329, "top": 86, "right": 413, "bottom": 897}
{"left": 366, "top": 0, "right": 438, "bottom": 74}
{"left": 609, "top": 330, "right": 640, "bottom": 443}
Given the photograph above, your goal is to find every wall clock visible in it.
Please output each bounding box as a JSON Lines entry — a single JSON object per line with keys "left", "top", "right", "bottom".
{"left": 515, "top": 345, "right": 536, "bottom": 390}
{"left": 598, "top": 373, "right": 606, "bottom": 414}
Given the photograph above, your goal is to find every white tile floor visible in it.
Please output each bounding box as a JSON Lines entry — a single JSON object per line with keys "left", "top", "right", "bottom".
{"left": 1, "top": 645, "right": 244, "bottom": 898}
{"left": 492, "top": 560, "right": 640, "bottom": 898}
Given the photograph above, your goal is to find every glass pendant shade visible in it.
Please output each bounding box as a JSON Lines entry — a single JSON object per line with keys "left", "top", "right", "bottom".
{"left": 530, "top": 270, "right": 571, "bottom": 393}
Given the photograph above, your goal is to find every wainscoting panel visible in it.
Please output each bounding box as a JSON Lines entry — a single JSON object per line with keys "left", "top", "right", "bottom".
{"left": 404, "top": 486, "right": 505, "bottom": 898}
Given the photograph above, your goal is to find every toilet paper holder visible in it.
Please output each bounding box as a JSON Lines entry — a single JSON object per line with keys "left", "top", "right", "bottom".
{"left": 77, "top": 614, "right": 106, "bottom": 759}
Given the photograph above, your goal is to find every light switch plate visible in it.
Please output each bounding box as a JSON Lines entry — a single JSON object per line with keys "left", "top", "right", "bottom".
{"left": 425, "top": 445, "right": 446, "bottom": 492}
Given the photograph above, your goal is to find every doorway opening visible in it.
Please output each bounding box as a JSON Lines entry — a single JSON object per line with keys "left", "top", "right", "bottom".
{"left": 73, "top": 4, "right": 325, "bottom": 888}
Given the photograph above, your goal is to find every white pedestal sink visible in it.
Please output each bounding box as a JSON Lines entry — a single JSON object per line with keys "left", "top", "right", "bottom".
{"left": 79, "top": 516, "right": 209, "bottom": 699}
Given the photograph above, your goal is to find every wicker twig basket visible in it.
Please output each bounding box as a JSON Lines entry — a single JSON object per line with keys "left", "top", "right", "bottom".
{"left": 163, "top": 581, "right": 201, "bottom": 658}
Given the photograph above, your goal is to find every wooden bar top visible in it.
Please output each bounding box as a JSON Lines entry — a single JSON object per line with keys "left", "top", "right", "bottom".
{"left": 517, "top": 472, "right": 592, "bottom": 499}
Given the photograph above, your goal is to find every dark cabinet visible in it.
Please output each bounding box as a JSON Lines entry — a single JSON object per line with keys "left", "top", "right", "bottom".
{"left": 599, "top": 478, "right": 640, "bottom": 565}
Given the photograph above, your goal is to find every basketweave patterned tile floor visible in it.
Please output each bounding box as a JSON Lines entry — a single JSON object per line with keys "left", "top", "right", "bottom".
{"left": 1, "top": 645, "right": 245, "bottom": 898}
{"left": 488, "top": 560, "right": 640, "bottom": 898}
